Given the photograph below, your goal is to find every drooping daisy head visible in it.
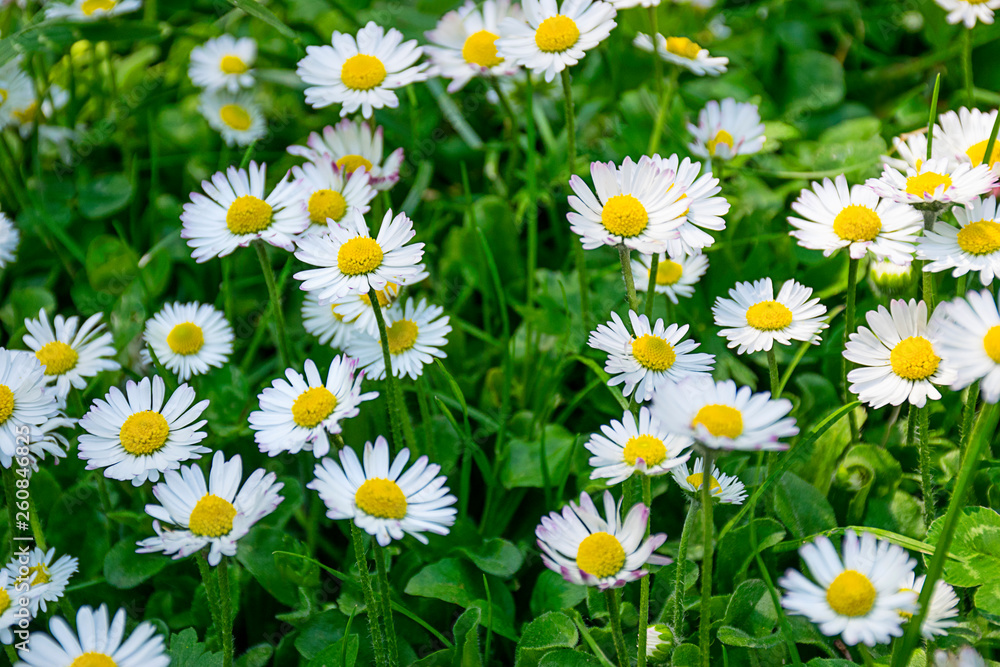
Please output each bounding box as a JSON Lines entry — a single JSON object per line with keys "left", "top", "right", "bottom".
{"left": 0, "top": 350, "right": 59, "bottom": 467}
{"left": 44, "top": 0, "right": 141, "bottom": 21}
{"left": 632, "top": 252, "right": 709, "bottom": 304}
{"left": 141, "top": 301, "right": 234, "bottom": 382}
{"left": 868, "top": 259, "right": 914, "bottom": 299}
{"left": 199, "top": 89, "right": 266, "bottom": 147}
{"left": 933, "top": 0, "right": 1000, "bottom": 28}
{"left": 3, "top": 547, "right": 77, "bottom": 615}
{"left": 347, "top": 296, "right": 451, "bottom": 380}
{"left": 932, "top": 289, "right": 1000, "bottom": 403}
{"left": 0, "top": 60, "right": 33, "bottom": 131}
{"left": 137, "top": 450, "right": 284, "bottom": 566}
{"left": 297, "top": 21, "right": 432, "bottom": 119}
{"left": 713, "top": 277, "right": 828, "bottom": 355}
{"left": 568, "top": 156, "right": 688, "bottom": 254}
{"left": 22, "top": 309, "right": 119, "bottom": 399}
{"left": 789, "top": 174, "right": 923, "bottom": 264}
{"left": 648, "top": 153, "right": 730, "bottom": 256}
{"left": 301, "top": 291, "right": 355, "bottom": 350}
{"left": 291, "top": 159, "right": 376, "bottom": 238}
{"left": 496, "top": 0, "right": 617, "bottom": 83}
{"left": 844, "top": 299, "right": 956, "bottom": 409}
{"left": 585, "top": 406, "right": 692, "bottom": 485}
{"left": 424, "top": 0, "right": 522, "bottom": 93}
{"left": 633, "top": 33, "right": 728, "bottom": 77}
{"left": 652, "top": 377, "right": 798, "bottom": 451}
{"left": 937, "top": 107, "right": 1000, "bottom": 170}
{"left": 188, "top": 34, "right": 257, "bottom": 93}
{"left": 78, "top": 375, "right": 210, "bottom": 486}
{"left": 670, "top": 457, "right": 747, "bottom": 504}
{"left": 918, "top": 195, "right": 1000, "bottom": 285}
{"left": 866, "top": 158, "right": 997, "bottom": 210}
{"left": 898, "top": 572, "right": 958, "bottom": 639}
{"left": 0, "top": 212, "right": 19, "bottom": 269}
{"left": 308, "top": 435, "right": 458, "bottom": 546}
{"left": 779, "top": 530, "right": 918, "bottom": 647}
{"left": 687, "top": 98, "right": 765, "bottom": 162}
{"left": 588, "top": 310, "right": 715, "bottom": 402}
{"left": 181, "top": 161, "right": 310, "bottom": 262}
{"left": 536, "top": 490, "right": 669, "bottom": 589}
{"left": 287, "top": 118, "right": 404, "bottom": 191}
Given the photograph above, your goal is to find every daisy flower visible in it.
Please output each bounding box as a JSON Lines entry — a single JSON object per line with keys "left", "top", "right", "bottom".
{"left": 0, "top": 350, "right": 59, "bottom": 467}
{"left": 649, "top": 154, "right": 730, "bottom": 255}
{"left": 882, "top": 131, "right": 933, "bottom": 172}
{"left": 331, "top": 268, "right": 428, "bottom": 337}
{"left": 687, "top": 98, "right": 765, "bottom": 162}
{"left": 937, "top": 107, "right": 1000, "bottom": 170}
{"left": 866, "top": 159, "right": 996, "bottom": 210}
{"left": 584, "top": 407, "right": 692, "bottom": 484}
{"left": 347, "top": 297, "right": 451, "bottom": 380}
{"left": 671, "top": 457, "right": 747, "bottom": 504}
{"left": 22, "top": 309, "right": 119, "bottom": 399}
{"left": 141, "top": 302, "right": 234, "bottom": 382}
{"left": 588, "top": 310, "right": 715, "bottom": 402}
{"left": 249, "top": 357, "right": 377, "bottom": 458}
{"left": 535, "top": 490, "right": 669, "bottom": 589}
{"left": 287, "top": 118, "right": 404, "bottom": 191}
{"left": 0, "top": 61, "right": 33, "bottom": 130}
{"left": 934, "top": 0, "right": 1000, "bottom": 27}
{"left": 297, "top": 21, "right": 432, "bottom": 119}
{"left": 301, "top": 292, "right": 355, "bottom": 350}
{"left": 568, "top": 156, "right": 688, "bottom": 254}
{"left": 652, "top": 377, "right": 798, "bottom": 451}
{"left": 788, "top": 174, "right": 923, "bottom": 264}
{"left": 308, "top": 435, "right": 458, "bottom": 546}
{"left": 713, "top": 278, "right": 828, "bottom": 355}
{"left": 20, "top": 412, "right": 74, "bottom": 473}
{"left": 0, "top": 212, "right": 18, "bottom": 268}
{"left": 78, "top": 376, "right": 210, "bottom": 486}
{"left": 44, "top": 0, "right": 141, "bottom": 20}
{"left": 137, "top": 451, "right": 284, "bottom": 566}
{"left": 932, "top": 290, "right": 1000, "bottom": 403}
{"left": 424, "top": 0, "right": 522, "bottom": 93}
{"left": 633, "top": 33, "right": 728, "bottom": 77}
{"left": 188, "top": 34, "right": 257, "bottom": 92}
{"left": 918, "top": 195, "right": 1000, "bottom": 284}
{"left": 4, "top": 548, "right": 77, "bottom": 615}
{"left": 0, "top": 569, "right": 34, "bottom": 645}
{"left": 14, "top": 604, "right": 168, "bottom": 667}
{"left": 199, "top": 89, "right": 266, "bottom": 147}
{"left": 181, "top": 161, "right": 309, "bottom": 262}
{"left": 933, "top": 648, "right": 987, "bottom": 667}
{"left": 899, "top": 572, "right": 958, "bottom": 639}
{"left": 644, "top": 624, "right": 674, "bottom": 662}
{"left": 290, "top": 159, "right": 376, "bottom": 237}
{"left": 496, "top": 0, "right": 617, "bottom": 83}
{"left": 779, "top": 530, "right": 917, "bottom": 646}
{"left": 293, "top": 208, "right": 425, "bottom": 302}
{"left": 632, "top": 252, "right": 709, "bottom": 304}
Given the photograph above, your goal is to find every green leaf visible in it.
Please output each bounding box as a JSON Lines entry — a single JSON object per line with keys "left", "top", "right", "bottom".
{"left": 0, "top": 286, "right": 55, "bottom": 335}
{"left": 927, "top": 506, "right": 1000, "bottom": 587}
{"left": 103, "top": 539, "right": 171, "bottom": 589}
{"left": 306, "top": 634, "right": 358, "bottom": 667}
{"left": 168, "top": 628, "right": 224, "bottom": 667}
{"left": 452, "top": 607, "right": 483, "bottom": 667}
{"left": 717, "top": 518, "right": 786, "bottom": 584}
{"left": 405, "top": 557, "right": 486, "bottom": 607}
{"left": 530, "top": 570, "right": 588, "bottom": 617}
{"left": 783, "top": 50, "right": 845, "bottom": 118}
{"left": 670, "top": 644, "right": 701, "bottom": 667}
{"left": 227, "top": 0, "right": 299, "bottom": 42}
{"left": 78, "top": 173, "right": 134, "bottom": 219}
{"left": 235, "top": 645, "right": 274, "bottom": 667}
{"left": 774, "top": 472, "right": 837, "bottom": 538}
{"left": 501, "top": 423, "right": 575, "bottom": 488}
{"left": 975, "top": 580, "right": 1000, "bottom": 622}
{"left": 86, "top": 235, "right": 138, "bottom": 295}
{"left": 457, "top": 538, "right": 524, "bottom": 578}
{"left": 718, "top": 579, "right": 777, "bottom": 645}
{"left": 537, "top": 650, "right": 602, "bottom": 666}
{"left": 515, "top": 612, "right": 579, "bottom": 667}
{"left": 235, "top": 527, "right": 306, "bottom": 606}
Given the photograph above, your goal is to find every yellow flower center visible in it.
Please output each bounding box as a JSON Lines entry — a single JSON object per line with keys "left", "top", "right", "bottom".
{"left": 119, "top": 410, "right": 170, "bottom": 456}
{"left": 905, "top": 171, "right": 953, "bottom": 197}
{"left": 956, "top": 219, "right": 1000, "bottom": 255}
{"left": 575, "top": 532, "right": 626, "bottom": 578}
{"left": 291, "top": 386, "right": 338, "bottom": 428}
{"left": 631, "top": 334, "right": 676, "bottom": 371}
{"left": 0, "top": 589, "right": 9, "bottom": 615}
{"left": 0, "top": 385, "right": 13, "bottom": 425}
{"left": 534, "top": 15, "right": 580, "bottom": 53}
{"left": 692, "top": 404, "right": 744, "bottom": 438}
{"left": 16, "top": 563, "right": 51, "bottom": 586}
{"left": 354, "top": 478, "right": 408, "bottom": 519}
{"left": 220, "top": 54, "right": 248, "bottom": 74}
{"left": 341, "top": 54, "right": 387, "bottom": 91}
{"left": 708, "top": 129, "right": 734, "bottom": 156}
{"left": 387, "top": 319, "right": 419, "bottom": 355}
{"left": 686, "top": 472, "right": 722, "bottom": 494}
{"left": 826, "top": 570, "right": 877, "bottom": 617}
{"left": 13, "top": 102, "right": 38, "bottom": 125}
{"left": 665, "top": 36, "right": 702, "bottom": 60}
{"left": 330, "top": 304, "right": 345, "bottom": 321}
{"left": 81, "top": 0, "right": 116, "bottom": 15}
{"left": 890, "top": 336, "right": 940, "bottom": 381}
{"left": 226, "top": 195, "right": 272, "bottom": 235}
{"left": 336, "top": 154, "right": 374, "bottom": 173}
{"left": 70, "top": 655, "right": 117, "bottom": 667}
{"left": 462, "top": 30, "right": 503, "bottom": 68}
{"left": 983, "top": 326, "right": 1000, "bottom": 363}
{"left": 219, "top": 104, "right": 252, "bottom": 131}
{"left": 833, "top": 204, "right": 882, "bottom": 242}
{"left": 359, "top": 283, "right": 397, "bottom": 308}
{"left": 745, "top": 300, "right": 793, "bottom": 331}
{"left": 0, "top": 89, "right": 7, "bottom": 105}
{"left": 623, "top": 434, "right": 667, "bottom": 467}
{"left": 188, "top": 494, "right": 237, "bottom": 537}
{"left": 308, "top": 189, "right": 348, "bottom": 224}
{"left": 897, "top": 587, "right": 916, "bottom": 619}
{"left": 337, "top": 236, "right": 384, "bottom": 275}
{"left": 167, "top": 322, "right": 204, "bottom": 355}
{"left": 601, "top": 194, "right": 649, "bottom": 237}
{"left": 656, "top": 260, "right": 684, "bottom": 286}
{"left": 965, "top": 139, "right": 1000, "bottom": 168}
{"left": 35, "top": 341, "right": 79, "bottom": 376}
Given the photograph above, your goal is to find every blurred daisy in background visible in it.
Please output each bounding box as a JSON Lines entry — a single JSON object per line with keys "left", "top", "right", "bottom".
{"left": 0, "top": 350, "right": 59, "bottom": 466}
{"left": 199, "top": 90, "right": 266, "bottom": 147}
{"left": 22, "top": 309, "right": 119, "bottom": 399}
{"left": 933, "top": 0, "right": 1000, "bottom": 28}
{"left": 633, "top": 252, "right": 709, "bottom": 304}
{"left": 671, "top": 457, "right": 747, "bottom": 504}
{"left": 898, "top": 571, "right": 959, "bottom": 639}
{"left": 937, "top": 107, "right": 1000, "bottom": 170}
{"left": 867, "top": 158, "right": 996, "bottom": 209}
{"left": 347, "top": 297, "right": 451, "bottom": 380}
{"left": 142, "top": 302, "right": 234, "bottom": 382}
{"left": 634, "top": 33, "right": 728, "bottom": 76}
{"left": 0, "top": 60, "right": 33, "bottom": 130}
{"left": 290, "top": 159, "right": 376, "bottom": 237}
{"left": 688, "top": 98, "right": 765, "bottom": 162}
{"left": 933, "top": 647, "right": 988, "bottom": 667}
{"left": 0, "top": 212, "right": 18, "bottom": 269}
{"left": 288, "top": 118, "right": 404, "bottom": 191}
{"left": 933, "top": 290, "right": 1000, "bottom": 403}
{"left": 301, "top": 292, "right": 355, "bottom": 350}
{"left": 0, "top": 569, "right": 33, "bottom": 644}
{"left": 882, "top": 131, "right": 933, "bottom": 172}
{"left": 585, "top": 406, "right": 692, "bottom": 484}
{"left": 330, "top": 281, "right": 402, "bottom": 337}
{"left": 45, "top": 0, "right": 141, "bottom": 21}
{"left": 4, "top": 547, "right": 77, "bottom": 615}
{"left": 918, "top": 195, "right": 1000, "bottom": 284}
{"left": 189, "top": 34, "right": 257, "bottom": 92}
{"left": 424, "top": 0, "right": 522, "bottom": 93}
{"left": 713, "top": 278, "right": 828, "bottom": 355}
{"left": 650, "top": 154, "right": 729, "bottom": 255}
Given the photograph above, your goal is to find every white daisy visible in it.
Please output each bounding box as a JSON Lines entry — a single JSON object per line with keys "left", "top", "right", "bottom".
{"left": 78, "top": 376, "right": 210, "bottom": 486}
{"left": 937, "top": 107, "right": 1000, "bottom": 170}
{"left": 290, "top": 159, "right": 376, "bottom": 238}
{"left": 249, "top": 357, "right": 377, "bottom": 459}
{"left": 649, "top": 154, "right": 730, "bottom": 256}
{"left": 0, "top": 350, "right": 59, "bottom": 468}
{"left": 347, "top": 297, "right": 451, "bottom": 380}
{"left": 933, "top": 648, "right": 987, "bottom": 667}
{"left": 918, "top": 195, "right": 1000, "bottom": 284}
{"left": 0, "top": 569, "right": 36, "bottom": 644}
{"left": 301, "top": 292, "right": 355, "bottom": 350}
{"left": 588, "top": 310, "right": 715, "bottom": 402}
{"left": 633, "top": 33, "right": 728, "bottom": 77}
{"left": 188, "top": 34, "right": 257, "bottom": 92}
{"left": 287, "top": 118, "right": 404, "bottom": 191}
{"left": 44, "top": 0, "right": 141, "bottom": 21}
{"left": 652, "top": 377, "right": 798, "bottom": 452}
{"left": 687, "top": 98, "right": 765, "bottom": 162}
{"left": 779, "top": 530, "right": 917, "bottom": 647}
{"left": 632, "top": 252, "right": 709, "bottom": 304}
{"left": 882, "top": 131, "right": 933, "bottom": 172}
{"left": 199, "top": 89, "right": 266, "bottom": 147}
{"left": 899, "top": 572, "right": 958, "bottom": 639}
{"left": 608, "top": 0, "right": 660, "bottom": 6}
{"left": 788, "top": 174, "right": 923, "bottom": 264}
{"left": 866, "top": 158, "right": 996, "bottom": 209}
{"left": 568, "top": 156, "right": 688, "bottom": 254}
{"left": 0, "top": 211, "right": 19, "bottom": 269}
{"left": 293, "top": 208, "right": 425, "bottom": 302}
{"left": 713, "top": 277, "right": 828, "bottom": 355}
{"left": 932, "top": 290, "right": 1000, "bottom": 403}
{"left": 297, "top": 21, "right": 432, "bottom": 119}
{"left": 308, "top": 435, "right": 458, "bottom": 546}
{"left": 934, "top": 0, "right": 1000, "bottom": 27}
{"left": 671, "top": 457, "right": 747, "bottom": 504}
{"left": 0, "top": 61, "right": 33, "bottom": 130}
{"left": 22, "top": 309, "right": 119, "bottom": 399}
{"left": 136, "top": 450, "right": 284, "bottom": 566}
{"left": 585, "top": 407, "right": 692, "bottom": 484}
{"left": 181, "top": 161, "right": 309, "bottom": 262}
{"left": 331, "top": 269, "right": 429, "bottom": 338}
{"left": 3, "top": 548, "right": 77, "bottom": 615}
{"left": 496, "top": 0, "right": 617, "bottom": 83}
{"left": 141, "top": 302, "right": 234, "bottom": 382}
{"left": 844, "top": 299, "right": 956, "bottom": 409}
{"left": 21, "top": 412, "right": 73, "bottom": 473}
{"left": 535, "top": 490, "right": 669, "bottom": 589}
{"left": 424, "top": 0, "right": 522, "bottom": 93}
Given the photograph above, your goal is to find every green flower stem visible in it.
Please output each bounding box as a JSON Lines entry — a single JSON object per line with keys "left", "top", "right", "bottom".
{"left": 604, "top": 587, "right": 628, "bottom": 667}
{"left": 921, "top": 210, "right": 939, "bottom": 310}
{"left": 637, "top": 474, "right": 653, "bottom": 667}
{"left": 963, "top": 28, "right": 974, "bottom": 108}
{"left": 959, "top": 381, "right": 981, "bottom": 468}
{"left": 373, "top": 544, "right": 399, "bottom": 666}
{"left": 26, "top": 491, "right": 46, "bottom": 550}
{"left": 858, "top": 644, "right": 876, "bottom": 667}
{"left": 253, "top": 241, "right": 291, "bottom": 369}
{"left": 844, "top": 257, "right": 860, "bottom": 444}
{"left": 671, "top": 499, "right": 698, "bottom": 641}
{"left": 195, "top": 552, "right": 223, "bottom": 646}
{"left": 956, "top": 273, "right": 968, "bottom": 299}
{"left": 647, "top": 66, "right": 679, "bottom": 157}
{"left": 352, "top": 523, "right": 387, "bottom": 667}
{"left": 698, "top": 449, "right": 717, "bottom": 667}
{"left": 217, "top": 557, "right": 234, "bottom": 667}
{"left": 619, "top": 245, "right": 640, "bottom": 313}
{"left": 644, "top": 254, "right": 659, "bottom": 320}
{"left": 368, "top": 287, "right": 405, "bottom": 452}
{"left": 5, "top": 644, "right": 18, "bottom": 664}
{"left": 917, "top": 404, "right": 935, "bottom": 527}
{"left": 767, "top": 349, "right": 780, "bottom": 398}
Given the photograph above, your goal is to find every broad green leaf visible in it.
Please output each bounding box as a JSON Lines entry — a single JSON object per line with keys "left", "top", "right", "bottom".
{"left": 168, "top": 628, "right": 223, "bottom": 667}
{"left": 457, "top": 537, "right": 524, "bottom": 578}
{"left": 227, "top": 0, "right": 299, "bottom": 42}
{"left": 452, "top": 607, "right": 482, "bottom": 667}
{"left": 306, "top": 634, "right": 358, "bottom": 667}
{"left": 0, "top": 286, "right": 55, "bottom": 335}
{"left": 537, "top": 650, "right": 602, "bottom": 666}
{"left": 405, "top": 557, "right": 486, "bottom": 607}
{"left": 515, "top": 612, "right": 579, "bottom": 667}
{"left": 530, "top": 570, "right": 587, "bottom": 617}
{"left": 975, "top": 581, "right": 1000, "bottom": 622}
{"left": 103, "top": 539, "right": 171, "bottom": 589}
{"left": 671, "top": 644, "right": 700, "bottom": 667}
{"left": 501, "top": 423, "right": 575, "bottom": 488}
{"left": 720, "top": 579, "right": 776, "bottom": 640}
{"left": 78, "top": 173, "right": 133, "bottom": 219}
{"left": 235, "top": 527, "right": 305, "bottom": 606}
{"left": 235, "top": 645, "right": 273, "bottom": 667}
{"left": 717, "top": 518, "right": 786, "bottom": 584}
{"left": 775, "top": 472, "right": 837, "bottom": 538}
{"left": 86, "top": 235, "right": 138, "bottom": 295}
{"left": 295, "top": 609, "right": 348, "bottom": 660}
{"left": 927, "top": 506, "right": 1000, "bottom": 587}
